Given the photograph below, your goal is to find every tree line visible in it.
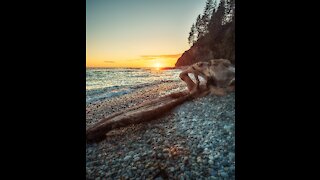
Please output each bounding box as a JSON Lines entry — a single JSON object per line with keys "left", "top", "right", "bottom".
{"left": 187, "top": 0, "right": 235, "bottom": 63}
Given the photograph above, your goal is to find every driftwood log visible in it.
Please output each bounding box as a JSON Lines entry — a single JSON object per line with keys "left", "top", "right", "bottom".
{"left": 86, "top": 86, "right": 210, "bottom": 143}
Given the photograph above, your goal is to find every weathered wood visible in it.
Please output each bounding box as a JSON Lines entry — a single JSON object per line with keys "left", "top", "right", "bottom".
{"left": 86, "top": 87, "right": 210, "bottom": 143}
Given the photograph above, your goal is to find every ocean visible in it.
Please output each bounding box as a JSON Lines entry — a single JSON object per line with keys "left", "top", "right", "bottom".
{"left": 86, "top": 68, "right": 183, "bottom": 104}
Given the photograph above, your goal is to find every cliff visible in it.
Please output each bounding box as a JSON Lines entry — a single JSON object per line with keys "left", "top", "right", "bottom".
{"left": 175, "top": 0, "right": 235, "bottom": 67}
{"left": 175, "top": 42, "right": 215, "bottom": 67}
{"left": 175, "top": 20, "right": 234, "bottom": 67}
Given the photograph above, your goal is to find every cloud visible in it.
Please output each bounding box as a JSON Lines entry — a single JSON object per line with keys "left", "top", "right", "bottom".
{"left": 104, "top": 61, "right": 115, "bottom": 63}
{"left": 126, "top": 54, "right": 182, "bottom": 62}
{"left": 140, "top": 57, "right": 156, "bottom": 60}
{"left": 140, "top": 54, "right": 182, "bottom": 60}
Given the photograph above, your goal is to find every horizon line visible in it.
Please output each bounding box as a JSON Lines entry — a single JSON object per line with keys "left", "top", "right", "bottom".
{"left": 86, "top": 66, "right": 176, "bottom": 68}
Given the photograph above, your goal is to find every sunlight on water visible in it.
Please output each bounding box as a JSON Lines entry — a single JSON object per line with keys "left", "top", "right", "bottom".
{"left": 86, "top": 68, "right": 182, "bottom": 104}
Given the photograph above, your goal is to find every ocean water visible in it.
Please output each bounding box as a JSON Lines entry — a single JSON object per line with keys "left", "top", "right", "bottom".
{"left": 86, "top": 68, "right": 183, "bottom": 104}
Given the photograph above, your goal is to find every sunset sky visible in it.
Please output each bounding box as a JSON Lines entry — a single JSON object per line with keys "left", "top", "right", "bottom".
{"left": 86, "top": 0, "right": 206, "bottom": 68}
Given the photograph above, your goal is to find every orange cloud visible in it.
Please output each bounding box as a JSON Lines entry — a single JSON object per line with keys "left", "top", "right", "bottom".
{"left": 140, "top": 54, "right": 182, "bottom": 60}
{"left": 104, "top": 61, "right": 115, "bottom": 63}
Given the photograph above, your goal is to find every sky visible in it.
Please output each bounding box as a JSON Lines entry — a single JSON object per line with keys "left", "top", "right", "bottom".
{"left": 86, "top": 0, "right": 207, "bottom": 68}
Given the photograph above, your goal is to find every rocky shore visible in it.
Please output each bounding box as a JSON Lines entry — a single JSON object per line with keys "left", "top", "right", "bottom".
{"left": 86, "top": 81, "right": 235, "bottom": 179}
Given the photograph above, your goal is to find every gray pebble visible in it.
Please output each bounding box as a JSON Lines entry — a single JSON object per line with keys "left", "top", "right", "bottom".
{"left": 86, "top": 88, "right": 235, "bottom": 179}
{"left": 123, "top": 155, "right": 131, "bottom": 161}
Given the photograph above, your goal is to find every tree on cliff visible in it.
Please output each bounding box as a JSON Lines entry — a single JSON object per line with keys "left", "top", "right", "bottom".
{"left": 194, "top": 0, "right": 215, "bottom": 40}
{"left": 208, "top": 0, "right": 225, "bottom": 38}
{"left": 195, "top": 14, "right": 205, "bottom": 39}
{"left": 224, "top": 0, "right": 235, "bottom": 24}
{"left": 188, "top": 23, "right": 197, "bottom": 46}
{"left": 201, "top": 0, "right": 214, "bottom": 35}
{"left": 175, "top": 0, "right": 235, "bottom": 67}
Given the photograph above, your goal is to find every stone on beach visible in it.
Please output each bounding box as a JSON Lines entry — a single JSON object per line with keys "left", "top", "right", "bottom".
{"left": 86, "top": 81, "right": 235, "bottom": 179}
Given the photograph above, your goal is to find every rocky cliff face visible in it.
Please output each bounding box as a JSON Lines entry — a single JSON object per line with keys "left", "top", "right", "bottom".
{"left": 175, "top": 44, "right": 214, "bottom": 67}
{"left": 175, "top": 20, "right": 235, "bottom": 67}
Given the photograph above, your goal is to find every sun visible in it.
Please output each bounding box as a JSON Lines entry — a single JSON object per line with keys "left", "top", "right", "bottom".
{"left": 154, "top": 62, "right": 162, "bottom": 70}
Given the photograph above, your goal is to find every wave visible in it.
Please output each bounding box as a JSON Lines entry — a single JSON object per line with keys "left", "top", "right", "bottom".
{"left": 86, "top": 87, "right": 132, "bottom": 104}
{"left": 86, "top": 68, "right": 182, "bottom": 104}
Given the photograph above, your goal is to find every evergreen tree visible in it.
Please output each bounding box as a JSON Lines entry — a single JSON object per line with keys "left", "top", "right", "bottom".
{"left": 201, "top": 0, "right": 214, "bottom": 34}
{"left": 223, "top": 0, "right": 234, "bottom": 24}
{"left": 208, "top": 0, "right": 226, "bottom": 37}
{"left": 188, "top": 23, "right": 197, "bottom": 46}
{"left": 212, "top": 0, "right": 218, "bottom": 11}
{"left": 181, "top": 0, "right": 235, "bottom": 65}
{"left": 195, "top": 14, "right": 205, "bottom": 39}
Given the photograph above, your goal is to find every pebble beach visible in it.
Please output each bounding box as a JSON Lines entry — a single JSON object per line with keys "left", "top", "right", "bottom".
{"left": 86, "top": 81, "right": 235, "bottom": 179}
